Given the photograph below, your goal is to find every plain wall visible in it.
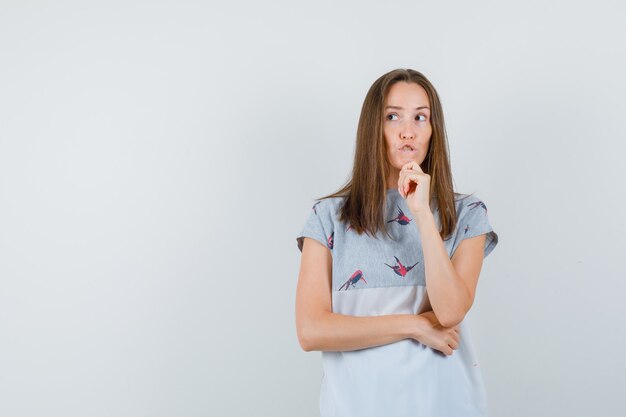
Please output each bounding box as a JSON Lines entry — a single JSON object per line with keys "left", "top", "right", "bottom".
{"left": 1, "top": 1, "right": 625, "bottom": 416}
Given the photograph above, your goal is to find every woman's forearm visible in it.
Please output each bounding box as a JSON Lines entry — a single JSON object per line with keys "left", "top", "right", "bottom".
{"left": 414, "top": 209, "right": 470, "bottom": 327}
{"left": 300, "top": 312, "right": 423, "bottom": 352}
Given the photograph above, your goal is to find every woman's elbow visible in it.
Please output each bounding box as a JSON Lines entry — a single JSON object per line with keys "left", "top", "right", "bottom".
{"left": 297, "top": 309, "right": 332, "bottom": 351}
{"left": 436, "top": 296, "right": 471, "bottom": 328}
{"left": 438, "top": 307, "right": 467, "bottom": 328}
{"left": 297, "top": 328, "right": 319, "bottom": 352}
{"left": 439, "top": 314, "right": 463, "bottom": 328}
{"left": 299, "top": 338, "right": 314, "bottom": 352}
{"left": 296, "top": 319, "right": 320, "bottom": 352}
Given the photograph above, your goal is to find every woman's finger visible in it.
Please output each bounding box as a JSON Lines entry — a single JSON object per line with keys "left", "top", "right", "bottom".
{"left": 402, "top": 172, "right": 421, "bottom": 196}
{"left": 401, "top": 161, "right": 424, "bottom": 174}
{"left": 398, "top": 170, "right": 413, "bottom": 197}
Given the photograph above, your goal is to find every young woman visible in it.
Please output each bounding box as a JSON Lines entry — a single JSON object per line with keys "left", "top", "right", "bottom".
{"left": 295, "top": 68, "right": 499, "bottom": 417}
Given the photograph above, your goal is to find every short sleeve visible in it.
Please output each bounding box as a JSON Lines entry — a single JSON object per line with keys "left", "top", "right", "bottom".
{"left": 456, "top": 196, "right": 499, "bottom": 259}
{"left": 296, "top": 199, "right": 335, "bottom": 253}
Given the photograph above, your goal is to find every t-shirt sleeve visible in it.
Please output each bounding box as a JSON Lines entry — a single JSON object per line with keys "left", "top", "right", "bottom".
{"left": 456, "top": 196, "right": 499, "bottom": 259}
{"left": 296, "top": 199, "right": 334, "bottom": 253}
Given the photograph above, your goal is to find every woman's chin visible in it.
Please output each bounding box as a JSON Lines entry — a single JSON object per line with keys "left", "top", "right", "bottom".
{"left": 397, "top": 155, "right": 421, "bottom": 166}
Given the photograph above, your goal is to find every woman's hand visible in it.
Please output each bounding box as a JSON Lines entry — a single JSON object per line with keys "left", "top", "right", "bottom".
{"left": 398, "top": 161, "right": 431, "bottom": 215}
{"left": 412, "top": 310, "right": 460, "bottom": 356}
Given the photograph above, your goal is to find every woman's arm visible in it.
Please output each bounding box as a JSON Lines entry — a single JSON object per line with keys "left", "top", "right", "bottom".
{"left": 296, "top": 237, "right": 426, "bottom": 352}
{"left": 299, "top": 311, "right": 422, "bottom": 352}
{"left": 415, "top": 210, "right": 486, "bottom": 328}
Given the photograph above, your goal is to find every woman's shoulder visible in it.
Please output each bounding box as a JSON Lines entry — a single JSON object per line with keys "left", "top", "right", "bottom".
{"left": 454, "top": 191, "right": 483, "bottom": 204}
{"left": 311, "top": 189, "right": 348, "bottom": 207}
{"left": 310, "top": 194, "right": 346, "bottom": 216}
{"left": 452, "top": 192, "right": 492, "bottom": 221}
{"left": 452, "top": 192, "right": 486, "bottom": 214}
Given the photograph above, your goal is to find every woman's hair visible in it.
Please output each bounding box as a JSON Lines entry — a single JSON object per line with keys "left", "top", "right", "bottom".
{"left": 317, "top": 68, "right": 464, "bottom": 241}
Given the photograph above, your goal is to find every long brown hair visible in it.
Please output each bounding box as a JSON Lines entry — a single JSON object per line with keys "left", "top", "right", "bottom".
{"left": 317, "top": 68, "right": 464, "bottom": 241}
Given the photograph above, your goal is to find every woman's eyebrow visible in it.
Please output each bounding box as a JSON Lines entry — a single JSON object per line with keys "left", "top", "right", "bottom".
{"left": 385, "top": 105, "right": 430, "bottom": 110}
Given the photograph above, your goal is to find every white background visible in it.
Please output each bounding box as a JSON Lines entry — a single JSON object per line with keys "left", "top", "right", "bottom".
{"left": 1, "top": 1, "right": 625, "bottom": 416}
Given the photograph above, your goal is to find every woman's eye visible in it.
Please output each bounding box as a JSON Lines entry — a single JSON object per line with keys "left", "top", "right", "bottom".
{"left": 386, "top": 114, "right": 398, "bottom": 121}
{"left": 416, "top": 114, "right": 427, "bottom": 121}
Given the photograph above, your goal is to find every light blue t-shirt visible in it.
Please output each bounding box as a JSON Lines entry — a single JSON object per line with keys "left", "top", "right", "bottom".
{"left": 296, "top": 188, "right": 499, "bottom": 417}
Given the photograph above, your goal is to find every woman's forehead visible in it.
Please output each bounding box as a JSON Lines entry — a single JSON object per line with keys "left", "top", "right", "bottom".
{"left": 385, "top": 82, "right": 430, "bottom": 108}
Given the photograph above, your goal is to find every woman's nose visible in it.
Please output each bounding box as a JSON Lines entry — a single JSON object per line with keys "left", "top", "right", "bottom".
{"left": 400, "top": 129, "right": 415, "bottom": 140}
{"left": 400, "top": 120, "right": 416, "bottom": 139}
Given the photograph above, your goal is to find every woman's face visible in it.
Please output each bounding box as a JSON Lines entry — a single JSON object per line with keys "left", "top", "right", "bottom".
{"left": 383, "top": 81, "right": 432, "bottom": 173}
